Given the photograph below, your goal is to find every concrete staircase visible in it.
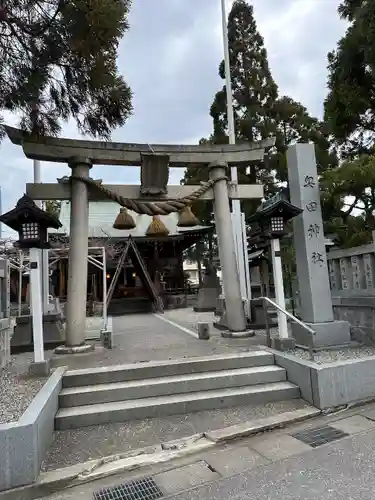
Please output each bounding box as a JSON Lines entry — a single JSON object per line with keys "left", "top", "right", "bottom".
{"left": 55, "top": 351, "right": 300, "bottom": 430}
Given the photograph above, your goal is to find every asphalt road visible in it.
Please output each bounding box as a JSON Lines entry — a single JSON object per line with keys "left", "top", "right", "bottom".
{"left": 166, "top": 427, "right": 375, "bottom": 499}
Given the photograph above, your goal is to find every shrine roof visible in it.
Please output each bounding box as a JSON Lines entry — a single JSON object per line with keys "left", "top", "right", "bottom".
{"left": 50, "top": 201, "right": 212, "bottom": 238}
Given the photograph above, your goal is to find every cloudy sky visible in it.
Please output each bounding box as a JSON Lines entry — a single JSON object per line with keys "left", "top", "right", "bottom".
{"left": 0, "top": 0, "right": 347, "bottom": 237}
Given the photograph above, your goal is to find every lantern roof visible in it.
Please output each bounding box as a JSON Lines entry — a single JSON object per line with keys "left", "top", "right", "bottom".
{"left": 0, "top": 194, "right": 62, "bottom": 232}
{"left": 247, "top": 193, "right": 302, "bottom": 223}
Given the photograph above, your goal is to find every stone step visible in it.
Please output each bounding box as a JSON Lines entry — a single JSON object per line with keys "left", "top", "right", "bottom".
{"left": 62, "top": 351, "right": 275, "bottom": 388}
{"left": 59, "top": 365, "right": 287, "bottom": 408}
{"left": 55, "top": 381, "right": 300, "bottom": 429}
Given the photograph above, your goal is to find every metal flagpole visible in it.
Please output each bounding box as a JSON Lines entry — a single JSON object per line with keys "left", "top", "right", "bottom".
{"left": 33, "top": 159, "right": 49, "bottom": 313}
{"left": 0, "top": 186, "right": 2, "bottom": 238}
{"left": 33, "top": 160, "right": 41, "bottom": 205}
{"left": 220, "top": 0, "right": 248, "bottom": 308}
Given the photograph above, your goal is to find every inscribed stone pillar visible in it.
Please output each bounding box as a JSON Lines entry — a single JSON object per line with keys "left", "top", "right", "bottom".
{"left": 351, "top": 255, "right": 364, "bottom": 290}
{"left": 328, "top": 259, "right": 340, "bottom": 291}
{"left": 363, "top": 254, "right": 375, "bottom": 290}
{"left": 287, "top": 143, "right": 350, "bottom": 347}
{"left": 339, "top": 258, "right": 351, "bottom": 291}
{"left": 209, "top": 162, "right": 246, "bottom": 332}
{"left": 56, "top": 157, "right": 92, "bottom": 352}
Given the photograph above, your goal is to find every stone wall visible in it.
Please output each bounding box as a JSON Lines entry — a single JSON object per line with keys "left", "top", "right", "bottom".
{"left": 332, "top": 297, "right": 375, "bottom": 345}
{"left": 0, "top": 319, "right": 12, "bottom": 369}
{"left": 0, "top": 367, "right": 65, "bottom": 492}
{"left": 327, "top": 235, "right": 375, "bottom": 344}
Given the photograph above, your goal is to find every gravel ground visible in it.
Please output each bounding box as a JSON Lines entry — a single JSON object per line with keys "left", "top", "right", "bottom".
{"left": 0, "top": 352, "right": 47, "bottom": 424}
{"left": 287, "top": 345, "right": 375, "bottom": 364}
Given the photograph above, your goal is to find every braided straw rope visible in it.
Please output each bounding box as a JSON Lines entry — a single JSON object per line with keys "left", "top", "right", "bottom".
{"left": 71, "top": 175, "right": 227, "bottom": 216}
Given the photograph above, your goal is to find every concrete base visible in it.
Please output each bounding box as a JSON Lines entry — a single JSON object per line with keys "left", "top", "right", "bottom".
{"left": 221, "top": 330, "right": 255, "bottom": 339}
{"left": 214, "top": 306, "right": 251, "bottom": 333}
{"left": 291, "top": 320, "right": 351, "bottom": 348}
{"left": 273, "top": 349, "right": 375, "bottom": 409}
{"left": 271, "top": 337, "right": 295, "bottom": 351}
{"left": 11, "top": 313, "right": 65, "bottom": 352}
{"left": 54, "top": 343, "right": 94, "bottom": 355}
{"left": 28, "top": 359, "right": 51, "bottom": 377}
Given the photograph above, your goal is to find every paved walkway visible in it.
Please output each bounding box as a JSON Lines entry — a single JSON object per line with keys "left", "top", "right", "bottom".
{"left": 39, "top": 402, "right": 375, "bottom": 499}
{"left": 51, "top": 309, "right": 268, "bottom": 370}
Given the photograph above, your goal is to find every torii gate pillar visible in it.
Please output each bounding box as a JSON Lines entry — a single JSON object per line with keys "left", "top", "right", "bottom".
{"left": 56, "top": 157, "right": 92, "bottom": 353}
{"left": 210, "top": 162, "right": 246, "bottom": 331}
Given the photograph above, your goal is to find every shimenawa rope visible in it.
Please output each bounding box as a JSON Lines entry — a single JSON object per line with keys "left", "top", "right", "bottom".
{"left": 70, "top": 175, "right": 227, "bottom": 216}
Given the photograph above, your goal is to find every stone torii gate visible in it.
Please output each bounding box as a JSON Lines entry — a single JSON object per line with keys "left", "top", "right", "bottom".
{"left": 4, "top": 126, "right": 273, "bottom": 350}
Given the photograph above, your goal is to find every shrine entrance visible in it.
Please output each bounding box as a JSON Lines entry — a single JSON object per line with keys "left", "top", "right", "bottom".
{"left": 47, "top": 200, "right": 213, "bottom": 317}
{"left": 4, "top": 124, "right": 272, "bottom": 350}
{"left": 106, "top": 236, "right": 162, "bottom": 315}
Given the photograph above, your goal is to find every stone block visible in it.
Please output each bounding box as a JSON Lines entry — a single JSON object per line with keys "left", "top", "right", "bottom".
{"left": 0, "top": 326, "right": 11, "bottom": 369}
{"left": 311, "top": 356, "right": 375, "bottom": 408}
{"left": 271, "top": 337, "right": 295, "bottom": 351}
{"left": 0, "top": 367, "right": 64, "bottom": 491}
{"left": 28, "top": 359, "right": 51, "bottom": 377}
{"left": 331, "top": 298, "right": 375, "bottom": 346}
{"left": 197, "top": 322, "right": 210, "bottom": 340}
{"left": 11, "top": 314, "right": 65, "bottom": 352}
{"left": 291, "top": 319, "right": 350, "bottom": 348}
{"left": 0, "top": 423, "right": 36, "bottom": 492}
{"left": 101, "top": 330, "right": 112, "bottom": 349}
{"left": 273, "top": 351, "right": 315, "bottom": 405}
{"left": 273, "top": 349, "right": 375, "bottom": 409}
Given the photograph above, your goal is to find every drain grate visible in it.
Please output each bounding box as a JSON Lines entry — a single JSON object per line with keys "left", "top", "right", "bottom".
{"left": 93, "top": 477, "right": 163, "bottom": 500}
{"left": 292, "top": 425, "right": 349, "bottom": 448}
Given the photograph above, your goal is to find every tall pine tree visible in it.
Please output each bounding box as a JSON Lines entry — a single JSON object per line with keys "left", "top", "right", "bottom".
{"left": 211, "top": 0, "right": 278, "bottom": 147}
{"left": 324, "top": 0, "right": 375, "bottom": 157}
{"left": 0, "top": 0, "right": 132, "bottom": 140}
{"left": 183, "top": 0, "right": 333, "bottom": 223}
{"left": 321, "top": 0, "right": 375, "bottom": 246}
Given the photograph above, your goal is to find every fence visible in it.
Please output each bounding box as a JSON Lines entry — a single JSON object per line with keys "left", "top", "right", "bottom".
{"left": 327, "top": 233, "right": 375, "bottom": 344}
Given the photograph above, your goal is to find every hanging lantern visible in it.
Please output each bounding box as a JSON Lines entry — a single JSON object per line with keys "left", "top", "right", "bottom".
{"left": 113, "top": 207, "right": 136, "bottom": 230}
{"left": 177, "top": 206, "right": 200, "bottom": 227}
{"left": 146, "top": 215, "right": 169, "bottom": 237}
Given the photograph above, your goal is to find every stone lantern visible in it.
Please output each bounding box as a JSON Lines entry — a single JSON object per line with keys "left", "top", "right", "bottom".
{"left": 0, "top": 194, "right": 62, "bottom": 249}
{"left": 247, "top": 193, "right": 302, "bottom": 241}
{"left": 0, "top": 195, "right": 62, "bottom": 375}
{"left": 248, "top": 193, "right": 302, "bottom": 348}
